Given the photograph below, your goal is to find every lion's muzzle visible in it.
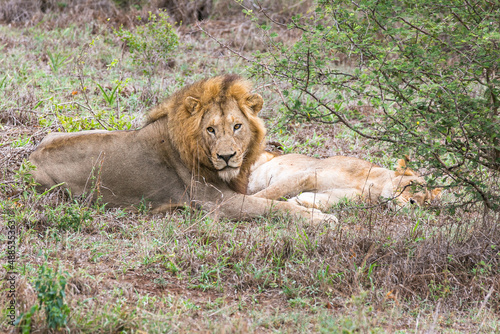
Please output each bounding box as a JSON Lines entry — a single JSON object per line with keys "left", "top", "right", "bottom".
{"left": 217, "top": 152, "right": 236, "bottom": 165}
{"left": 212, "top": 145, "right": 242, "bottom": 170}
{"left": 213, "top": 150, "right": 242, "bottom": 183}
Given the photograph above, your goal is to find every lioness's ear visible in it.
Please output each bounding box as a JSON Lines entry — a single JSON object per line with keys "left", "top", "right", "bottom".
{"left": 395, "top": 159, "right": 406, "bottom": 176}
{"left": 185, "top": 96, "right": 200, "bottom": 114}
{"left": 431, "top": 188, "right": 443, "bottom": 199}
{"left": 395, "top": 158, "right": 417, "bottom": 176}
{"left": 246, "top": 94, "right": 263, "bottom": 114}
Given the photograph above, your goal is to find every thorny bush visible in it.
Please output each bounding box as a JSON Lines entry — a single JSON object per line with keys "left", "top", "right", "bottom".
{"left": 250, "top": 0, "right": 500, "bottom": 211}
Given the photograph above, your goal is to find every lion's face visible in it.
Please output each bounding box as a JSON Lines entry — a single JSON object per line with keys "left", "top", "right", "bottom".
{"left": 398, "top": 181, "right": 442, "bottom": 206}
{"left": 392, "top": 159, "right": 442, "bottom": 207}
{"left": 149, "top": 75, "right": 266, "bottom": 189}
{"left": 184, "top": 93, "right": 264, "bottom": 183}
{"left": 200, "top": 99, "right": 253, "bottom": 182}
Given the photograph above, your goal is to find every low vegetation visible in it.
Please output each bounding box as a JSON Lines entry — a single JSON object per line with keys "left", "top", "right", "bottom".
{"left": 1, "top": 0, "right": 498, "bottom": 332}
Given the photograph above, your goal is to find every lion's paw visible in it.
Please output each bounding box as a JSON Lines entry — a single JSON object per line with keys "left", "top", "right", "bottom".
{"left": 307, "top": 208, "right": 338, "bottom": 228}
{"left": 322, "top": 213, "right": 339, "bottom": 227}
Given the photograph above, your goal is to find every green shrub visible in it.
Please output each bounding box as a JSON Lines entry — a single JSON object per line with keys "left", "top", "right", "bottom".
{"left": 46, "top": 201, "right": 93, "bottom": 231}
{"left": 56, "top": 109, "right": 135, "bottom": 131}
{"left": 250, "top": 0, "right": 500, "bottom": 210}
{"left": 114, "top": 11, "right": 179, "bottom": 75}
{"left": 16, "top": 263, "right": 70, "bottom": 332}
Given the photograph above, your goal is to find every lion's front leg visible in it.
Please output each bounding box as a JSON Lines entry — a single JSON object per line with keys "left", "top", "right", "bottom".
{"left": 214, "top": 193, "right": 338, "bottom": 227}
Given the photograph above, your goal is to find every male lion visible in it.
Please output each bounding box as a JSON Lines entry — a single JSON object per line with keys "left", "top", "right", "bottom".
{"left": 30, "top": 75, "right": 333, "bottom": 224}
{"left": 248, "top": 152, "right": 442, "bottom": 211}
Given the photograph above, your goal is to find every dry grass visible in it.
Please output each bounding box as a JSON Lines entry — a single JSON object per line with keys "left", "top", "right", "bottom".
{"left": 0, "top": 1, "right": 499, "bottom": 333}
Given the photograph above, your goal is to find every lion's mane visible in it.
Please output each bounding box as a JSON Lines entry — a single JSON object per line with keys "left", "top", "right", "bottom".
{"left": 147, "top": 74, "right": 266, "bottom": 193}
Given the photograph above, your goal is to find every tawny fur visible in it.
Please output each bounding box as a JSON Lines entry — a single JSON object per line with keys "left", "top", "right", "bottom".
{"left": 248, "top": 153, "right": 442, "bottom": 211}
{"left": 146, "top": 74, "right": 265, "bottom": 193}
{"left": 29, "top": 75, "right": 335, "bottom": 224}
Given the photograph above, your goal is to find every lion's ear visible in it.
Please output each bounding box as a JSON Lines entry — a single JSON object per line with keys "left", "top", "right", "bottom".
{"left": 246, "top": 94, "right": 263, "bottom": 115}
{"left": 431, "top": 188, "right": 443, "bottom": 199}
{"left": 395, "top": 159, "right": 407, "bottom": 176}
{"left": 185, "top": 96, "right": 200, "bottom": 114}
{"left": 395, "top": 158, "right": 417, "bottom": 176}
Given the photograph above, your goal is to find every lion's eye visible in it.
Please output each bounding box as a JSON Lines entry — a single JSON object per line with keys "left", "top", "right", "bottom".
{"left": 207, "top": 127, "right": 215, "bottom": 134}
{"left": 234, "top": 124, "right": 242, "bottom": 131}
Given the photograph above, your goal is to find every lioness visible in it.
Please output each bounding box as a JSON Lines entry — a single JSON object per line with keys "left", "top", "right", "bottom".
{"left": 30, "top": 75, "right": 333, "bottom": 224}
{"left": 248, "top": 152, "right": 442, "bottom": 211}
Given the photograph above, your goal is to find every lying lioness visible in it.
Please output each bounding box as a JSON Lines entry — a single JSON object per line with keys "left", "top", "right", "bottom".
{"left": 248, "top": 152, "right": 442, "bottom": 211}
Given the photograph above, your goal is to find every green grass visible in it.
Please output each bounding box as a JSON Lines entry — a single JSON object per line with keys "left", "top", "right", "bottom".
{"left": 1, "top": 4, "right": 499, "bottom": 333}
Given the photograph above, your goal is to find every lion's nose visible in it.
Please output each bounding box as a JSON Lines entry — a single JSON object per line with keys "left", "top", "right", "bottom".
{"left": 409, "top": 198, "right": 416, "bottom": 205}
{"left": 217, "top": 153, "right": 236, "bottom": 164}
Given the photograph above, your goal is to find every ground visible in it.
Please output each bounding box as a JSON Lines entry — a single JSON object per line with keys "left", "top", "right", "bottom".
{"left": 0, "top": 1, "right": 499, "bottom": 333}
